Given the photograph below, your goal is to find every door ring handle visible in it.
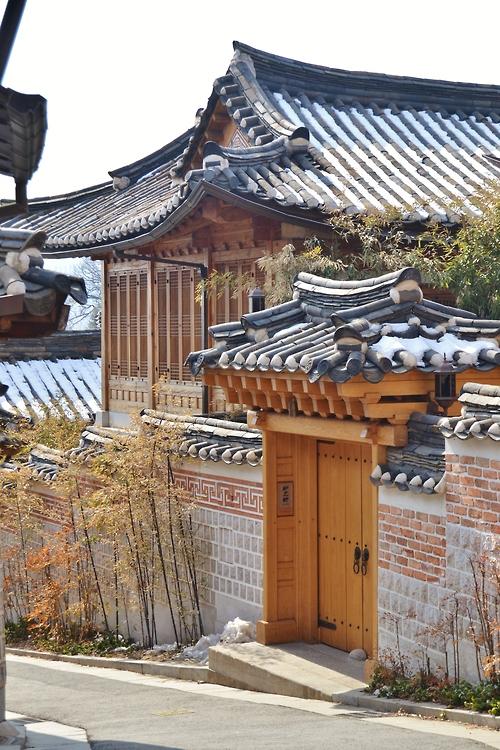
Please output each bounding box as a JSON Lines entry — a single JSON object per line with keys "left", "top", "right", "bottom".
{"left": 362, "top": 545, "right": 369, "bottom": 575}
{"left": 353, "top": 544, "right": 361, "bottom": 574}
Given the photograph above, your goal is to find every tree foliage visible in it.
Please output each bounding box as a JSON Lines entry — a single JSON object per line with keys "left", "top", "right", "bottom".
{"left": 1, "top": 412, "right": 204, "bottom": 648}
{"left": 68, "top": 257, "right": 102, "bottom": 330}
{"left": 442, "top": 183, "right": 500, "bottom": 318}
{"left": 256, "top": 241, "right": 345, "bottom": 306}
{"left": 200, "top": 181, "right": 500, "bottom": 317}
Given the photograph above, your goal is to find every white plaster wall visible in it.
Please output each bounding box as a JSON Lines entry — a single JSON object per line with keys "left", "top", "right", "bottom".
{"left": 378, "top": 485, "right": 445, "bottom": 516}
{"left": 445, "top": 438, "right": 499, "bottom": 461}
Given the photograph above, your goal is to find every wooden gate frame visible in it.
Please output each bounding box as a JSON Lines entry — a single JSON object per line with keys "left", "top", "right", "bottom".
{"left": 250, "top": 411, "right": 407, "bottom": 658}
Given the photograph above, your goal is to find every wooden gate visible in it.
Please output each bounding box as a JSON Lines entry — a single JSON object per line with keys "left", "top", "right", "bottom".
{"left": 317, "top": 440, "right": 374, "bottom": 653}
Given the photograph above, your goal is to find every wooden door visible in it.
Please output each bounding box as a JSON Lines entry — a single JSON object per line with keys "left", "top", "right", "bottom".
{"left": 317, "top": 440, "right": 373, "bottom": 653}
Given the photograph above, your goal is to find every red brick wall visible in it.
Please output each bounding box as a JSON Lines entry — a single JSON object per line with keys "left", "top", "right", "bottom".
{"left": 379, "top": 504, "right": 446, "bottom": 583}
{"left": 445, "top": 455, "right": 500, "bottom": 534}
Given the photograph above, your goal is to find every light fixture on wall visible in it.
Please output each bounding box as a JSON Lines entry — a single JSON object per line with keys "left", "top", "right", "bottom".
{"left": 434, "top": 357, "right": 457, "bottom": 414}
{"left": 248, "top": 287, "right": 266, "bottom": 314}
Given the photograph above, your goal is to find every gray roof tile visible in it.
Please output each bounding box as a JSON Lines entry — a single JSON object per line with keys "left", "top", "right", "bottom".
{"left": 187, "top": 267, "right": 500, "bottom": 385}
{"left": 2, "top": 45, "right": 500, "bottom": 255}
{"left": 439, "top": 382, "right": 500, "bottom": 440}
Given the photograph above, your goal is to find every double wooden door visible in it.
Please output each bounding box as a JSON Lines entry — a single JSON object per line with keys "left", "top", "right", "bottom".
{"left": 317, "top": 440, "right": 374, "bottom": 653}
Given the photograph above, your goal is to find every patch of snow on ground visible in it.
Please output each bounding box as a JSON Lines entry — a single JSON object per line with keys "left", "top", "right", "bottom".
{"left": 177, "top": 617, "right": 256, "bottom": 665}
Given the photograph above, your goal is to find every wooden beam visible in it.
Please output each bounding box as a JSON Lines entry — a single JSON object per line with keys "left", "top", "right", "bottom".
{"left": 248, "top": 411, "right": 407, "bottom": 447}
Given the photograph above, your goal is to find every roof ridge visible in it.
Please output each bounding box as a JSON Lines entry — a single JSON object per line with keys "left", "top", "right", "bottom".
{"left": 108, "top": 126, "right": 195, "bottom": 180}
{"left": 232, "top": 41, "right": 500, "bottom": 109}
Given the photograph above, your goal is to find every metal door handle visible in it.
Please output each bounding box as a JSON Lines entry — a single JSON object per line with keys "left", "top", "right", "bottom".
{"left": 362, "top": 545, "right": 369, "bottom": 575}
{"left": 353, "top": 544, "right": 361, "bottom": 574}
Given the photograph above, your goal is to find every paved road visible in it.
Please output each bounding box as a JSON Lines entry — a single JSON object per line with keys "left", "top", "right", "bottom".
{"left": 6, "top": 655, "right": 499, "bottom": 750}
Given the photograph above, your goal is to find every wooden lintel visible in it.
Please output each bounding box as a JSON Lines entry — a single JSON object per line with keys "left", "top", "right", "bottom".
{"left": 248, "top": 411, "right": 407, "bottom": 447}
{"left": 363, "top": 401, "right": 428, "bottom": 420}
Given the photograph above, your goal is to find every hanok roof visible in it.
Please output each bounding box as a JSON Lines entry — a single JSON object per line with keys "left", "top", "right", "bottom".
{"left": 70, "top": 411, "right": 263, "bottom": 467}
{"left": 14, "top": 410, "right": 263, "bottom": 482}
{"left": 0, "top": 227, "right": 87, "bottom": 334}
{"left": 2, "top": 43, "right": 500, "bottom": 256}
{"left": 187, "top": 267, "right": 500, "bottom": 385}
{"left": 0, "top": 86, "right": 46, "bottom": 187}
{"left": 0, "top": 401, "right": 23, "bottom": 460}
{"left": 0, "top": 330, "right": 101, "bottom": 420}
{"left": 370, "top": 413, "right": 445, "bottom": 494}
{"left": 439, "top": 382, "right": 500, "bottom": 440}
{"left": 141, "top": 410, "right": 262, "bottom": 466}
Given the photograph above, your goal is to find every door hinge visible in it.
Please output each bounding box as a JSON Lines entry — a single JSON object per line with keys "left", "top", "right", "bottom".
{"left": 318, "top": 618, "right": 337, "bottom": 631}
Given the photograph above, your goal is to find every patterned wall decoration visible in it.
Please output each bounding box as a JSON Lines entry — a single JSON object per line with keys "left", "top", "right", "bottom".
{"left": 175, "top": 469, "right": 263, "bottom": 519}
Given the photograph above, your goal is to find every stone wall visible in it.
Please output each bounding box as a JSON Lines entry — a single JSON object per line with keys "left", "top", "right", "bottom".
{"left": 0, "top": 462, "right": 264, "bottom": 643}
{"left": 176, "top": 460, "right": 263, "bottom": 633}
{"left": 378, "top": 438, "right": 500, "bottom": 682}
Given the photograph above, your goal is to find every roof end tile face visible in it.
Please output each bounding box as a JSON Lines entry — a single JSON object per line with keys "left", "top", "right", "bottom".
{"left": 370, "top": 412, "right": 445, "bottom": 495}
{"left": 0, "top": 227, "right": 87, "bottom": 334}
{"left": 2, "top": 45, "right": 500, "bottom": 254}
{"left": 187, "top": 267, "right": 500, "bottom": 385}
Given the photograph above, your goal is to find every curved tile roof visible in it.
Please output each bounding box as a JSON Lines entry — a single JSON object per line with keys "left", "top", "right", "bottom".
{"left": 2, "top": 44, "right": 500, "bottom": 256}
{"left": 370, "top": 413, "right": 445, "bottom": 494}
{"left": 0, "top": 330, "right": 101, "bottom": 421}
{"left": 45, "top": 411, "right": 263, "bottom": 473}
{"left": 0, "top": 227, "right": 87, "bottom": 330}
{"left": 187, "top": 267, "right": 500, "bottom": 385}
{"left": 439, "top": 382, "right": 500, "bottom": 440}
{"left": 141, "top": 410, "right": 262, "bottom": 466}
{"left": 0, "top": 86, "right": 46, "bottom": 184}
{"left": 221, "top": 43, "right": 500, "bottom": 222}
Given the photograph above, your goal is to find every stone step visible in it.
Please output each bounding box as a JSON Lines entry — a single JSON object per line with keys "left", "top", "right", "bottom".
{"left": 208, "top": 641, "right": 367, "bottom": 702}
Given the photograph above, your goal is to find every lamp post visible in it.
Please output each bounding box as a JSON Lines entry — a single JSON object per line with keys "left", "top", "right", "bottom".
{"left": 0, "top": 0, "right": 28, "bottom": 735}
{"left": 0, "top": 563, "right": 4, "bottom": 723}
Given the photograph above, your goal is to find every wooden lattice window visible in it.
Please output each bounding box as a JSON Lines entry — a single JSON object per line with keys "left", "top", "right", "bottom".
{"left": 156, "top": 266, "right": 201, "bottom": 383}
{"left": 108, "top": 267, "right": 148, "bottom": 379}
{"left": 213, "top": 258, "right": 266, "bottom": 325}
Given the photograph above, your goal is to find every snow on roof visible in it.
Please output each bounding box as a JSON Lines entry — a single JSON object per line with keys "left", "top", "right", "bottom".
{"left": 0, "top": 331, "right": 101, "bottom": 421}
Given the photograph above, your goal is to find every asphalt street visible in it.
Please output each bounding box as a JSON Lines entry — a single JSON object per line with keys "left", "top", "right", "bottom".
{"left": 6, "top": 655, "right": 499, "bottom": 750}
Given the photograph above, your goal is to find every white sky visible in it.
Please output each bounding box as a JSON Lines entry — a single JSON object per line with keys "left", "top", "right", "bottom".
{"left": 1, "top": 0, "right": 499, "bottom": 201}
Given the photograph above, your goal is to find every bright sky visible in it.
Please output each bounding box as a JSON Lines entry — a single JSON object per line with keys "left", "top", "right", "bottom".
{"left": 1, "top": 0, "right": 499, "bottom": 201}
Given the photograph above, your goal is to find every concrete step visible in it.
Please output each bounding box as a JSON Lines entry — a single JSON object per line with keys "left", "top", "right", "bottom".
{"left": 208, "top": 641, "right": 367, "bottom": 702}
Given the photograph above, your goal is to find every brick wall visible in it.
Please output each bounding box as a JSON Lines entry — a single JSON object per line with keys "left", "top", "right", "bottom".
{"left": 445, "top": 454, "right": 500, "bottom": 534}
{"left": 379, "top": 504, "right": 446, "bottom": 583}
{"left": 378, "top": 440, "right": 500, "bottom": 681}
{"left": 195, "top": 507, "right": 263, "bottom": 632}
{"left": 176, "top": 461, "right": 263, "bottom": 631}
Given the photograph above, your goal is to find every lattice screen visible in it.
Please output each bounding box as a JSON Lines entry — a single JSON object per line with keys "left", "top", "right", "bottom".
{"left": 156, "top": 266, "right": 201, "bottom": 383}
{"left": 108, "top": 267, "right": 148, "bottom": 379}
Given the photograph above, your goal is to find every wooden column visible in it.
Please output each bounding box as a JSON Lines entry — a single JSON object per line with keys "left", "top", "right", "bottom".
{"left": 257, "top": 430, "right": 299, "bottom": 644}
{"left": 147, "top": 261, "right": 155, "bottom": 409}
{"left": 294, "top": 434, "right": 318, "bottom": 642}
{"left": 101, "top": 260, "right": 110, "bottom": 414}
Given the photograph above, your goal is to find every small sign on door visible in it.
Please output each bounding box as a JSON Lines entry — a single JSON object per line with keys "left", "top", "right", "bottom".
{"left": 277, "top": 481, "right": 294, "bottom": 516}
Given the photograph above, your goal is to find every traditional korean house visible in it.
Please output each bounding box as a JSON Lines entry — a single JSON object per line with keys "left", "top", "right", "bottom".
{"left": 190, "top": 267, "right": 500, "bottom": 678}
{"left": 2, "top": 43, "right": 500, "bottom": 656}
